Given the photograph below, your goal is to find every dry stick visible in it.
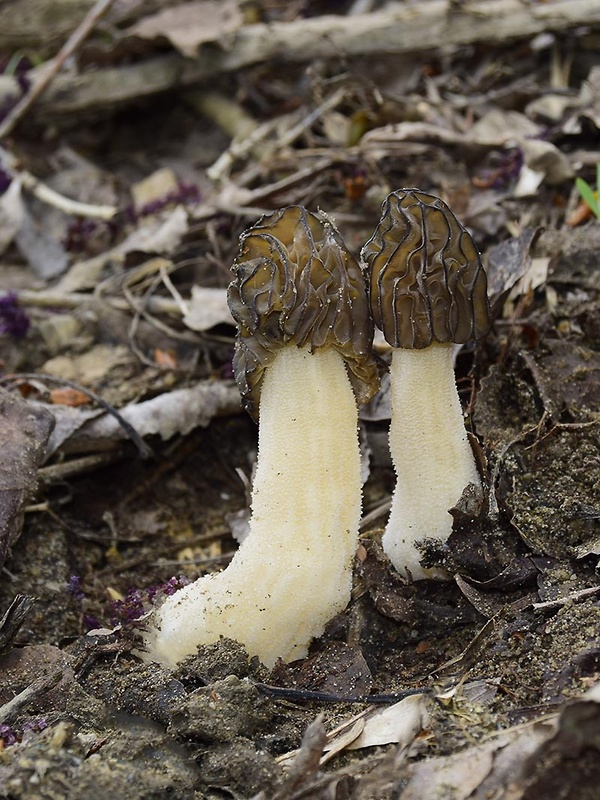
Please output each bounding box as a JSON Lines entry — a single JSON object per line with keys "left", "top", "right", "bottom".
{"left": 0, "top": 373, "right": 153, "bottom": 459}
{"left": 533, "top": 585, "right": 600, "bottom": 611}
{"left": 206, "top": 87, "right": 347, "bottom": 182}
{"left": 38, "top": 452, "right": 125, "bottom": 483}
{"left": 16, "top": 288, "right": 181, "bottom": 315}
{"left": 0, "top": 149, "right": 117, "bottom": 219}
{"left": 0, "top": 668, "right": 64, "bottom": 725}
{"left": 0, "top": 595, "right": 35, "bottom": 654}
{"left": 0, "top": 0, "right": 117, "bottom": 140}
{"left": 2, "top": 0, "right": 600, "bottom": 119}
{"left": 17, "top": 168, "right": 117, "bottom": 220}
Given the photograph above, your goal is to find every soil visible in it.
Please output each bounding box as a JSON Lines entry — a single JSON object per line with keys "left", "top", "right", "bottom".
{"left": 0, "top": 2, "right": 599, "bottom": 798}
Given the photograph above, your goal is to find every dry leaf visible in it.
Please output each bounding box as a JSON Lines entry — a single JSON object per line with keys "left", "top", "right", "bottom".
{"left": 132, "top": 168, "right": 179, "bottom": 212}
{"left": 154, "top": 348, "right": 178, "bottom": 369}
{"left": 0, "top": 389, "right": 54, "bottom": 568}
{"left": 519, "top": 139, "right": 574, "bottom": 185}
{"left": 566, "top": 199, "right": 594, "bottom": 226}
{"left": 182, "top": 285, "right": 232, "bottom": 331}
{"left": 469, "top": 109, "right": 542, "bottom": 145}
{"left": 42, "top": 345, "right": 134, "bottom": 386}
{"left": 49, "top": 387, "right": 92, "bottom": 407}
{"left": 54, "top": 209, "right": 189, "bottom": 293}
{"left": 15, "top": 202, "right": 68, "bottom": 279}
{"left": 130, "top": 0, "right": 242, "bottom": 59}
{"left": 123, "top": 204, "right": 189, "bottom": 254}
{"left": 345, "top": 694, "right": 430, "bottom": 751}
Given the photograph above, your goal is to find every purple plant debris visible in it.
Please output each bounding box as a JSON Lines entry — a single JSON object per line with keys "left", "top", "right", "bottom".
{"left": 63, "top": 218, "right": 100, "bottom": 253}
{"left": 0, "top": 724, "right": 17, "bottom": 747}
{"left": 125, "top": 182, "right": 201, "bottom": 225}
{"left": 0, "top": 718, "right": 48, "bottom": 749}
{"left": 82, "top": 614, "right": 102, "bottom": 632}
{"left": 110, "top": 587, "right": 146, "bottom": 625}
{"left": 0, "top": 292, "right": 30, "bottom": 338}
{"left": 67, "top": 575, "right": 85, "bottom": 601}
{"left": 107, "top": 577, "right": 191, "bottom": 627}
{"left": 22, "top": 717, "right": 48, "bottom": 736}
{"left": 146, "top": 575, "right": 191, "bottom": 604}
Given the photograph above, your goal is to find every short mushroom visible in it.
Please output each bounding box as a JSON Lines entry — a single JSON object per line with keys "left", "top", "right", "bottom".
{"left": 145, "top": 206, "right": 379, "bottom": 667}
{"left": 361, "top": 189, "right": 491, "bottom": 580}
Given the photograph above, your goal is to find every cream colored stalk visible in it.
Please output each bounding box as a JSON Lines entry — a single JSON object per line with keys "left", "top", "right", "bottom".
{"left": 362, "top": 189, "right": 491, "bottom": 581}
{"left": 383, "top": 344, "right": 481, "bottom": 579}
{"left": 145, "top": 206, "right": 379, "bottom": 667}
{"left": 147, "top": 346, "right": 360, "bottom": 667}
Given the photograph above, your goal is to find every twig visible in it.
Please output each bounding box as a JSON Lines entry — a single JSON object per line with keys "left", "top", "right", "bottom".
{"left": 2, "top": 0, "right": 600, "bottom": 119}
{"left": 98, "top": 529, "right": 233, "bottom": 575}
{"left": 0, "top": 149, "right": 117, "bottom": 220}
{"left": 153, "top": 553, "right": 233, "bottom": 569}
{"left": 0, "top": 373, "right": 153, "bottom": 459}
{"left": 533, "top": 585, "right": 600, "bottom": 611}
{"left": 0, "top": 595, "right": 35, "bottom": 655}
{"left": 359, "top": 498, "right": 391, "bottom": 531}
{"left": 18, "top": 168, "right": 117, "bottom": 220}
{"left": 255, "top": 683, "right": 429, "bottom": 706}
{"left": 0, "top": 0, "right": 118, "bottom": 139}
{"left": 15, "top": 288, "right": 180, "bottom": 315}
{"left": 38, "top": 452, "right": 126, "bottom": 483}
{"left": 0, "top": 667, "right": 64, "bottom": 725}
{"left": 206, "top": 87, "right": 346, "bottom": 182}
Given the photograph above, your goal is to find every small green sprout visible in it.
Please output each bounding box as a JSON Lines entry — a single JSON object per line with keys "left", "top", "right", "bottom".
{"left": 575, "top": 164, "right": 600, "bottom": 220}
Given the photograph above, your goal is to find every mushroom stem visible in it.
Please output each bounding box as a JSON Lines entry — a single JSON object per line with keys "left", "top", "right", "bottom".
{"left": 146, "top": 345, "right": 361, "bottom": 668}
{"left": 383, "top": 343, "right": 480, "bottom": 580}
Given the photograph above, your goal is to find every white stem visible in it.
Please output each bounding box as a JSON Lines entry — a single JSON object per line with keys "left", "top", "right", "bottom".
{"left": 382, "top": 343, "right": 480, "bottom": 580}
{"left": 146, "top": 346, "right": 361, "bottom": 667}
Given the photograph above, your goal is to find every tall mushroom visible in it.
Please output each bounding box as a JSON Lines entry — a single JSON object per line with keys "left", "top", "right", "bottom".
{"left": 145, "top": 206, "right": 379, "bottom": 668}
{"left": 361, "top": 189, "right": 491, "bottom": 580}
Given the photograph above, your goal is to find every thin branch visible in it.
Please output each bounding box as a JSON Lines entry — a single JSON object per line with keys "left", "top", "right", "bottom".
{"left": 19, "top": 169, "right": 117, "bottom": 220}
{"left": 0, "top": 0, "right": 118, "bottom": 139}
{"left": 533, "top": 585, "right": 600, "bottom": 611}
{"left": 2, "top": 0, "right": 598, "bottom": 119}
{"left": 0, "top": 668, "right": 64, "bottom": 725}
{"left": 0, "top": 148, "right": 117, "bottom": 220}
{"left": 0, "top": 373, "right": 153, "bottom": 459}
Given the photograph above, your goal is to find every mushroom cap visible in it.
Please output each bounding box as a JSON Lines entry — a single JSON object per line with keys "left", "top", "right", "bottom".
{"left": 361, "top": 189, "right": 492, "bottom": 349}
{"left": 228, "top": 205, "right": 380, "bottom": 418}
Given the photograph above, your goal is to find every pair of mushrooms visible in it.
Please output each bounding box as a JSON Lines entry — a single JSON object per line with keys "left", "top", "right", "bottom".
{"left": 146, "top": 190, "right": 491, "bottom": 668}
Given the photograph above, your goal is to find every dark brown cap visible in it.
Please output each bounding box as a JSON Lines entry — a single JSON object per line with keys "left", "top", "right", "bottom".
{"left": 228, "top": 205, "right": 380, "bottom": 418}
{"left": 362, "top": 189, "right": 492, "bottom": 349}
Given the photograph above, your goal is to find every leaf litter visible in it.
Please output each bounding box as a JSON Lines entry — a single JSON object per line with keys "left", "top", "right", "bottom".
{"left": 0, "top": 0, "right": 599, "bottom": 797}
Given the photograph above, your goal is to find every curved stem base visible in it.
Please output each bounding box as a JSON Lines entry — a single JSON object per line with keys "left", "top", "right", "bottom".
{"left": 145, "top": 346, "right": 362, "bottom": 667}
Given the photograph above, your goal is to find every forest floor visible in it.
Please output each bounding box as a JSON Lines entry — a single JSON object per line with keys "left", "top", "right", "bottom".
{"left": 0, "top": 1, "right": 599, "bottom": 798}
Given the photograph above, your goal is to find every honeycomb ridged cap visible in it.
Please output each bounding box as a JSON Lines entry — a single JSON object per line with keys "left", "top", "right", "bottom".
{"left": 228, "top": 206, "right": 380, "bottom": 418}
{"left": 362, "top": 189, "right": 492, "bottom": 349}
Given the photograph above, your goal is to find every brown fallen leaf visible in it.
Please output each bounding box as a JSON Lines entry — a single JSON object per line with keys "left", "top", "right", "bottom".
{"left": 49, "top": 387, "right": 92, "bottom": 407}
{"left": 0, "top": 389, "right": 54, "bottom": 569}
{"left": 401, "top": 682, "right": 600, "bottom": 799}
{"left": 566, "top": 198, "right": 594, "bottom": 226}
{"left": 153, "top": 348, "right": 178, "bottom": 369}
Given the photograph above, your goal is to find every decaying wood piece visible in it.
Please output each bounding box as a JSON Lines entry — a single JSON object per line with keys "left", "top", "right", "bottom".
{"left": 45, "top": 380, "right": 241, "bottom": 456}
{"left": 1, "top": 0, "right": 599, "bottom": 119}
{"left": 0, "top": 0, "right": 118, "bottom": 140}
{"left": 0, "top": 0, "right": 172, "bottom": 51}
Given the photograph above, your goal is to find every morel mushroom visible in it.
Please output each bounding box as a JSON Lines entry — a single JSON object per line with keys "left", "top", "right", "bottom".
{"left": 362, "top": 189, "right": 491, "bottom": 580}
{"left": 146, "top": 206, "right": 379, "bottom": 667}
